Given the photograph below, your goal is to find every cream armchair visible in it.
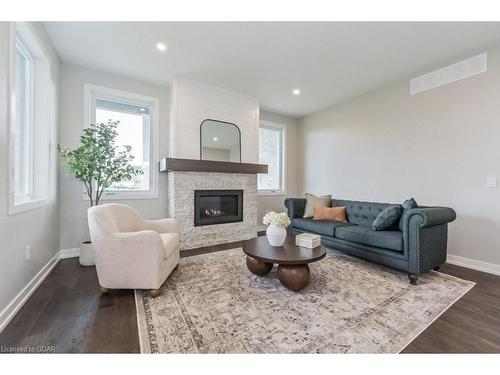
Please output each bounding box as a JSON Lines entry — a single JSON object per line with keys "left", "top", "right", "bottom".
{"left": 88, "top": 203, "right": 180, "bottom": 298}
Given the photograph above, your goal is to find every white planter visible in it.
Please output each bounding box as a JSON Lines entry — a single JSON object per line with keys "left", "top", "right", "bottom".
{"left": 79, "top": 241, "right": 95, "bottom": 266}
{"left": 266, "top": 224, "right": 287, "bottom": 247}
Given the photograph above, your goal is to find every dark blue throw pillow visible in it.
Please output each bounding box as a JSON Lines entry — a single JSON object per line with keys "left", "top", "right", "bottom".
{"left": 372, "top": 205, "right": 403, "bottom": 231}
{"left": 398, "top": 198, "right": 418, "bottom": 231}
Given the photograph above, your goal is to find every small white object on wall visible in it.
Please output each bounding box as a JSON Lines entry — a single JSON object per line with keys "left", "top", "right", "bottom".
{"left": 486, "top": 176, "right": 497, "bottom": 188}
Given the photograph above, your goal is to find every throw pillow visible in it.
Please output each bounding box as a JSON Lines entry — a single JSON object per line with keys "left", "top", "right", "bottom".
{"left": 303, "top": 193, "right": 332, "bottom": 218}
{"left": 398, "top": 198, "right": 418, "bottom": 231}
{"left": 313, "top": 206, "right": 347, "bottom": 222}
{"left": 372, "top": 205, "right": 403, "bottom": 231}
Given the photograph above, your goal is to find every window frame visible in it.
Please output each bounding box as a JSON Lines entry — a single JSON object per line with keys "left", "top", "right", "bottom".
{"left": 83, "top": 83, "right": 159, "bottom": 200}
{"left": 8, "top": 22, "right": 50, "bottom": 216}
{"left": 258, "top": 120, "right": 286, "bottom": 196}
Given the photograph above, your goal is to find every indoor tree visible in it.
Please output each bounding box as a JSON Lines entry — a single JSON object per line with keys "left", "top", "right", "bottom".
{"left": 58, "top": 120, "right": 143, "bottom": 207}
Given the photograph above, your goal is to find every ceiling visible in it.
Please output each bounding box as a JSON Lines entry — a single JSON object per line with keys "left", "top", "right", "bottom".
{"left": 43, "top": 22, "right": 500, "bottom": 117}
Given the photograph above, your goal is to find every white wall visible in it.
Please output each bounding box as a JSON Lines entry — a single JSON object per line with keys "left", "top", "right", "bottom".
{"left": 58, "top": 64, "right": 171, "bottom": 250}
{"left": 257, "top": 110, "right": 301, "bottom": 225}
{"left": 299, "top": 44, "right": 500, "bottom": 267}
{"left": 0, "top": 23, "right": 59, "bottom": 319}
{"left": 170, "top": 77, "right": 259, "bottom": 163}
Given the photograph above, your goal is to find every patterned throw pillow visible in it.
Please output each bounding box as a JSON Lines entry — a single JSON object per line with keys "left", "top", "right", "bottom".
{"left": 372, "top": 205, "right": 403, "bottom": 231}
{"left": 303, "top": 193, "right": 332, "bottom": 218}
{"left": 398, "top": 198, "right": 418, "bottom": 231}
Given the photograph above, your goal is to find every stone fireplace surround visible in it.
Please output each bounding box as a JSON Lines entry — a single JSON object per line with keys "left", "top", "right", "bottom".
{"left": 167, "top": 170, "right": 258, "bottom": 250}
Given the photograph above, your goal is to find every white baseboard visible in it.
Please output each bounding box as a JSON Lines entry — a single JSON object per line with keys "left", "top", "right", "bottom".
{"left": 447, "top": 254, "right": 500, "bottom": 276}
{"left": 0, "top": 251, "right": 60, "bottom": 333}
{"left": 0, "top": 247, "right": 81, "bottom": 333}
{"left": 59, "top": 248, "right": 80, "bottom": 259}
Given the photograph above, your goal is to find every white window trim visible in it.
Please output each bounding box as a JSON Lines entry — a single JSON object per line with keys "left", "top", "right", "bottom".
{"left": 8, "top": 22, "right": 50, "bottom": 216}
{"left": 83, "top": 83, "right": 160, "bottom": 200}
{"left": 258, "top": 120, "right": 287, "bottom": 196}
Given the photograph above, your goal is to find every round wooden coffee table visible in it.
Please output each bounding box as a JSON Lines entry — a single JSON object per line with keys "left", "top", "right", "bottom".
{"left": 242, "top": 235, "right": 326, "bottom": 291}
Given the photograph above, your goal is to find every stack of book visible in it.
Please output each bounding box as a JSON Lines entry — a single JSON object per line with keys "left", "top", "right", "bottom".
{"left": 295, "top": 233, "right": 321, "bottom": 249}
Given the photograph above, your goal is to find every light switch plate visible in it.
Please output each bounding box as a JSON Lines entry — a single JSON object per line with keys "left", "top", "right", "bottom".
{"left": 25, "top": 245, "right": 31, "bottom": 261}
{"left": 487, "top": 176, "right": 497, "bottom": 188}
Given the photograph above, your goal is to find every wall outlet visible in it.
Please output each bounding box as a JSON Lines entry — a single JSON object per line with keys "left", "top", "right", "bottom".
{"left": 487, "top": 176, "right": 497, "bottom": 188}
{"left": 25, "top": 245, "right": 31, "bottom": 261}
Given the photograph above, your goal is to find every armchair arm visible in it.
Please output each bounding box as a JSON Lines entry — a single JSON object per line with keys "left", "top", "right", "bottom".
{"left": 143, "top": 218, "right": 180, "bottom": 234}
{"left": 284, "top": 198, "right": 306, "bottom": 219}
{"left": 95, "top": 230, "right": 164, "bottom": 289}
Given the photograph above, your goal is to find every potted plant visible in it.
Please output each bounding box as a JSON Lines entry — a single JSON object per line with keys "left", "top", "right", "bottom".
{"left": 262, "top": 211, "right": 291, "bottom": 247}
{"left": 58, "top": 120, "right": 143, "bottom": 266}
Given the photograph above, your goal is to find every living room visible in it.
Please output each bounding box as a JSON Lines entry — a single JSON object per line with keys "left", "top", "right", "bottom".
{"left": 1, "top": 0, "right": 500, "bottom": 372}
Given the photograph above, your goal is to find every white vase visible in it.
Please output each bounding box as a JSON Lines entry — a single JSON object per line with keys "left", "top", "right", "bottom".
{"left": 266, "top": 224, "right": 287, "bottom": 247}
{"left": 79, "top": 241, "right": 95, "bottom": 266}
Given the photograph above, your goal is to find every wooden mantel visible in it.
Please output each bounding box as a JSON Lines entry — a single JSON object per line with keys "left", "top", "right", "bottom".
{"left": 159, "top": 158, "right": 268, "bottom": 174}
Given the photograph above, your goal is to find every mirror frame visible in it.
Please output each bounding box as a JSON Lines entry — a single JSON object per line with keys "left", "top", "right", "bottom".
{"left": 200, "top": 119, "right": 242, "bottom": 163}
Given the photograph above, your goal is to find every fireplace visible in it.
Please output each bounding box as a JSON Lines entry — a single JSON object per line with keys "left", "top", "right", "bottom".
{"left": 194, "top": 190, "right": 244, "bottom": 226}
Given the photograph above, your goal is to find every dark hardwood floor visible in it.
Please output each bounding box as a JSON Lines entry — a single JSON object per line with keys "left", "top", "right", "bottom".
{"left": 1, "top": 242, "right": 499, "bottom": 353}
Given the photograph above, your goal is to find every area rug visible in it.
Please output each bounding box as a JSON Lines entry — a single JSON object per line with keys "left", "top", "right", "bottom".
{"left": 135, "top": 248, "right": 474, "bottom": 353}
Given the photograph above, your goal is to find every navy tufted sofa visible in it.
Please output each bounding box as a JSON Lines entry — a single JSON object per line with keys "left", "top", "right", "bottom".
{"left": 284, "top": 198, "right": 456, "bottom": 284}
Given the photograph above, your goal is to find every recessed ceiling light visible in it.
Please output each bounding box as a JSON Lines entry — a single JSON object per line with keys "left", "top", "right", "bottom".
{"left": 213, "top": 137, "right": 218, "bottom": 141}
{"left": 139, "top": 108, "right": 146, "bottom": 112}
{"left": 156, "top": 42, "right": 167, "bottom": 52}
{"left": 292, "top": 89, "right": 301, "bottom": 96}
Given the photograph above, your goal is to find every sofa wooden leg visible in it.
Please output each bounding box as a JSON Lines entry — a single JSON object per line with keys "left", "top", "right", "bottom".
{"left": 98, "top": 286, "right": 110, "bottom": 294}
{"left": 149, "top": 289, "right": 161, "bottom": 298}
{"left": 408, "top": 273, "right": 419, "bottom": 285}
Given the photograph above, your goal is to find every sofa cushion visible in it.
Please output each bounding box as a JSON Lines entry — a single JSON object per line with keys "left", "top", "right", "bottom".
{"left": 160, "top": 233, "right": 179, "bottom": 259}
{"left": 293, "top": 218, "right": 352, "bottom": 237}
{"left": 335, "top": 225, "right": 403, "bottom": 252}
{"left": 399, "top": 198, "right": 418, "bottom": 231}
{"left": 372, "top": 205, "right": 402, "bottom": 231}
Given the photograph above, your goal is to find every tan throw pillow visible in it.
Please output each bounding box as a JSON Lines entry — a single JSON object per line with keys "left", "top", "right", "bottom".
{"left": 313, "top": 206, "right": 347, "bottom": 222}
{"left": 303, "top": 193, "right": 332, "bottom": 218}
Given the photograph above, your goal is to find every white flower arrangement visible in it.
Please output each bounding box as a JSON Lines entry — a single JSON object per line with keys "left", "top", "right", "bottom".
{"left": 263, "top": 211, "right": 291, "bottom": 228}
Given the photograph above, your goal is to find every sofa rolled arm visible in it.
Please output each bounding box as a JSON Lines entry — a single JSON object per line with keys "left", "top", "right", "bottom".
{"left": 284, "top": 198, "right": 306, "bottom": 219}
{"left": 403, "top": 206, "right": 456, "bottom": 277}
{"left": 403, "top": 207, "right": 456, "bottom": 229}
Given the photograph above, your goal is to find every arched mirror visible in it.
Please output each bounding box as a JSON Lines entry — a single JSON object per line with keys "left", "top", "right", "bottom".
{"left": 200, "top": 119, "right": 241, "bottom": 162}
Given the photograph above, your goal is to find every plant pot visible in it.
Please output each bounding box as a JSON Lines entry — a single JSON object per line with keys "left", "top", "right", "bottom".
{"left": 79, "top": 241, "right": 95, "bottom": 266}
{"left": 266, "top": 224, "right": 287, "bottom": 247}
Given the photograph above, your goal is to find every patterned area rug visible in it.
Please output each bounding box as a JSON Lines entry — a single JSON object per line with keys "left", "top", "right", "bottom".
{"left": 135, "top": 248, "right": 474, "bottom": 353}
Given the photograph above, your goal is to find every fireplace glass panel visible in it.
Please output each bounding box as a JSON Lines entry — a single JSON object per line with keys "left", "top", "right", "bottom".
{"left": 194, "top": 190, "right": 243, "bottom": 226}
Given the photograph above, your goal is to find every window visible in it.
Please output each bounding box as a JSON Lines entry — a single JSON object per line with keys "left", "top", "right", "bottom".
{"left": 85, "top": 84, "right": 159, "bottom": 199}
{"left": 258, "top": 122, "right": 285, "bottom": 194}
{"left": 14, "top": 39, "right": 33, "bottom": 203}
{"left": 9, "top": 22, "right": 51, "bottom": 215}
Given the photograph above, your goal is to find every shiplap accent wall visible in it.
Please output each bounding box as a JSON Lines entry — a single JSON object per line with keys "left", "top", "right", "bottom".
{"left": 169, "top": 77, "right": 259, "bottom": 163}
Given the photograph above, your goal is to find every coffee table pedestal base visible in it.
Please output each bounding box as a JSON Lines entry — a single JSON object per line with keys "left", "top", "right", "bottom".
{"left": 277, "top": 264, "right": 310, "bottom": 291}
{"left": 246, "top": 256, "right": 273, "bottom": 276}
